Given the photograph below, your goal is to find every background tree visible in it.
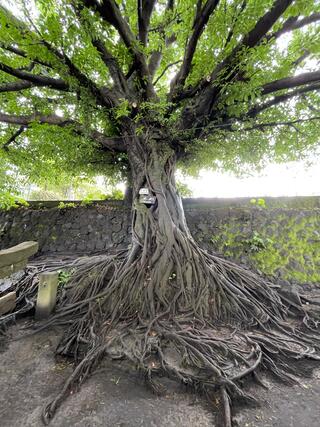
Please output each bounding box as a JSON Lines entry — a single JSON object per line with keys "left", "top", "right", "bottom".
{"left": 1, "top": 1, "right": 320, "bottom": 425}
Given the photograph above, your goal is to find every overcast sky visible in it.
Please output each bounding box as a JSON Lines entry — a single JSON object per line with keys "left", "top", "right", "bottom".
{"left": 181, "top": 160, "right": 320, "bottom": 197}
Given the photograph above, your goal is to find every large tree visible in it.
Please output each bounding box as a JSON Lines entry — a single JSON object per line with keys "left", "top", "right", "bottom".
{"left": 1, "top": 0, "right": 320, "bottom": 425}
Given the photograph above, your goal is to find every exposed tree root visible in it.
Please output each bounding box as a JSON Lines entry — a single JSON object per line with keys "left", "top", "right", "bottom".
{"left": 0, "top": 254, "right": 81, "bottom": 336}
{"left": 35, "top": 240, "right": 320, "bottom": 426}
{"left": 0, "top": 266, "right": 40, "bottom": 341}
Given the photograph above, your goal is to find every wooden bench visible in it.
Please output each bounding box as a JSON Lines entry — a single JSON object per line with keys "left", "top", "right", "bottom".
{"left": 0, "top": 241, "right": 38, "bottom": 315}
{"left": 0, "top": 241, "right": 39, "bottom": 278}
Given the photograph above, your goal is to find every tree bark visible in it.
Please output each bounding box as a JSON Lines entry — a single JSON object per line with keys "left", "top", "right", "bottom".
{"left": 109, "top": 139, "right": 195, "bottom": 318}
{"left": 129, "top": 141, "right": 189, "bottom": 244}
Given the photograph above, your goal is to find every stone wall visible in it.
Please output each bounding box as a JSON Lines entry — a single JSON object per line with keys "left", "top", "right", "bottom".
{"left": 1, "top": 197, "right": 320, "bottom": 283}
{"left": 0, "top": 201, "right": 131, "bottom": 254}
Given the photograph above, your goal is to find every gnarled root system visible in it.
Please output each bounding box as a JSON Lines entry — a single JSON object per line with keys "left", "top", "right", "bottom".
{"left": 38, "top": 237, "right": 320, "bottom": 426}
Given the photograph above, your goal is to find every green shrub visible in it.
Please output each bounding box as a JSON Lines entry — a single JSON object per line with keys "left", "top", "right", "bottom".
{"left": 0, "top": 192, "right": 29, "bottom": 210}
{"left": 57, "top": 201, "right": 76, "bottom": 209}
{"left": 250, "top": 198, "right": 267, "bottom": 208}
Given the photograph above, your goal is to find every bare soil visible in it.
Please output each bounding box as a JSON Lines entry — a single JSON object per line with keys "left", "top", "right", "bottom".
{"left": 1, "top": 320, "right": 320, "bottom": 427}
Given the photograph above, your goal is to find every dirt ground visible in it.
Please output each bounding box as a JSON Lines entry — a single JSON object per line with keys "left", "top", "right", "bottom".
{"left": 1, "top": 321, "right": 320, "bottom": 427}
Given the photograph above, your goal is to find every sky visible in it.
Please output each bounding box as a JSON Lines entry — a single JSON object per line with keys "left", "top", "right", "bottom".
{"left": 181, "top": 160, "right": 320, "bottom": 197}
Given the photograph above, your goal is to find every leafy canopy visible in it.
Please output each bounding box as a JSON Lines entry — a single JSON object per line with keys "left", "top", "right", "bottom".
{"left": 0, "top": 0, "right": 320, "bottom": 194}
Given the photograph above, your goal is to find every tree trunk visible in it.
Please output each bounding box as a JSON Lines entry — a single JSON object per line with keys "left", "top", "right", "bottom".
{"left": 124, "top": 142, "right": 193, "bottom": 317}
{"left": 102, "top": 137, "right": 286, "bottom": 323}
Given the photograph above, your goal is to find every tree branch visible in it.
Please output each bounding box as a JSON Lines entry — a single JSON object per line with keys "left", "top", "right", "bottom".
{"left": 239, "top": 0, "right": 295, "bottom": 50}
{"left": 2, "top": 125, "right": 26, "bottom": 151}
{"left": 0, "top": 80, "right": 33, "bottom": 93}
{"left": 195, "top": 115, "right": 320, "bottom": 142}
{"left": 0, "top": 112, "right": 126, "bottom": 153}
{"left": 247, "top": 82, "right": 320, "bottom": 117}
{"left": 239, "top": 116, "right": 320, "bottom": 132}
{"left": 266, "top": 12, "right": 320, "bottom": 42}
{"left": 83, "top": 0, "right": 135, "bottom": 48}
{"left": 262, "top": 71, "right": 320, "bottom": 96}
{"left": 223, "top": 0, "right": 247, "bottom": 50}
{"left": 0, "top": 62, "right": 69, "bottom": 91}
{"left": 291, "top": 49, "right": 310, "bottom": 67}
{"left": 0, "top": 112, "right": 72, "bottom": 126}
{"left": 153, "top": 60, "right": 182, "bottom": 85}
{"left": 0, "top": 43, "right": 52, "bottom": 68}
{"left": 83, "top": 0, "right": 155, "bottom": 99}
{"left": 148, "top": 0, "right": 176, "bottom": 79}
{"left": 171, "top": 0, "right": 221, "bottom": 92}
{"left": 138, "top": 0, "right": 157, "bottom": 46}
{"left": 92, "top": 39, "right": 130, "bottom": 97}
